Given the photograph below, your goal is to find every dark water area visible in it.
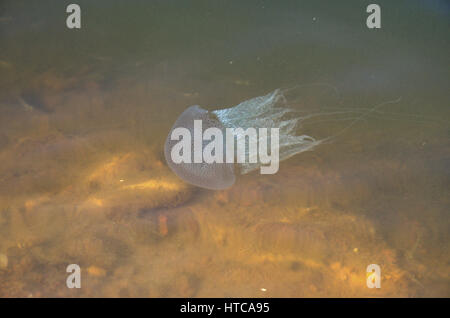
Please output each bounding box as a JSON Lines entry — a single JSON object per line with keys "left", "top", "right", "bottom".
{"left": 0, "top": 0, "right": 449, "bottom": 297}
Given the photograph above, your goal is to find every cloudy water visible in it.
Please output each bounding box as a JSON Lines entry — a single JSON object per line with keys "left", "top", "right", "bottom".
{"left": 0, "top": 0, "right": 449, "bottom": 297}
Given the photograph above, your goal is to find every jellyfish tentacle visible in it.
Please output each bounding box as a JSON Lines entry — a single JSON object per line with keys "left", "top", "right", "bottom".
{"left": 213, "top": 89, "right": 321, "bottom": 175}
{"left": 321, "top": 97, "right": 403, "bottom": 143}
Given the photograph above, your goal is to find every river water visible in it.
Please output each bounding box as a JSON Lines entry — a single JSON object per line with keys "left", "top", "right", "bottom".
{"left": 0, "top": 0, "right": 448, "bottom": 297}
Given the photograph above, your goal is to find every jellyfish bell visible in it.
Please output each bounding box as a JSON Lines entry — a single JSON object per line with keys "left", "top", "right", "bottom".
{"left": 164, "top": 105, "right": 236, "bottom": 190}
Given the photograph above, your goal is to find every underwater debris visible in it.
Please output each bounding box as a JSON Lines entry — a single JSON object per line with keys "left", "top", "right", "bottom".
{"left": 233, "top": 79, "right": 251, "bottom": 86}
{"left": 158, "top": 215, "right": 169, "bottom": 236}
{"left": 0, "top": 254, "right": 7, "bottom": 270}
{"left": 87, "top": 266, "right": 106, "bottom": 277}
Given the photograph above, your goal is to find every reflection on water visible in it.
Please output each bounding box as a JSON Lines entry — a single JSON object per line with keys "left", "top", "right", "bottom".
{"left": 0, "top": 0, "right": 449, "bottom": 297}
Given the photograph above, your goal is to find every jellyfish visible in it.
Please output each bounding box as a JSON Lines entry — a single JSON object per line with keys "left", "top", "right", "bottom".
{"left": 164, "top": 88, "right": 324, "bottom": 190}
{"left": 164, "top": 84, "right": 442, "bottom": 190}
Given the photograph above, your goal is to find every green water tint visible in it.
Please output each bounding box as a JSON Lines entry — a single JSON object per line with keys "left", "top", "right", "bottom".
{"left": 0, "top": 0, "right": 449, "bottom": 297}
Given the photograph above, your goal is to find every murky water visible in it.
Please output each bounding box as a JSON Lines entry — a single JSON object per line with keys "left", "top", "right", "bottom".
{"left": 0, "top": 0, "right": 449, "bottom": 297}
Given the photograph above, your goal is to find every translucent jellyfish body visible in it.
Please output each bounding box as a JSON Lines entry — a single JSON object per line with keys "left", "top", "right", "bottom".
{"left": 164, "top": 89, "right": 321, "bottom": 190}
